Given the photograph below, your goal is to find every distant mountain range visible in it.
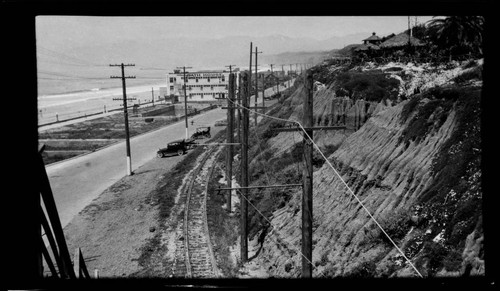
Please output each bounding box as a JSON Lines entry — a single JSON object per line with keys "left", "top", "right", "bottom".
{"left": 36, "top": 20, "right": 373, "bottom": 94}
{"left": 37, "top": 30, "right": 369, "bottom": 72}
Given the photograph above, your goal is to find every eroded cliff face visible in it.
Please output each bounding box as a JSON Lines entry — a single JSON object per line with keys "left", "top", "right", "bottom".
{"left": 247, "top": 60, "right": 483, "bottom": 278}
{"left": 269, "top": 84, "right": 382, "bottom": 157}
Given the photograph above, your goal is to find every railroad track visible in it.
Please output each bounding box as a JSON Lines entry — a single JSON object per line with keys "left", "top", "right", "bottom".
{"left": 172, "top": 145, "right": 222, "bottom": 278}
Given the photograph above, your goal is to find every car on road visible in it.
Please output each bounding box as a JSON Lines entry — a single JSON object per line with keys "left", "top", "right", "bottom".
{"left": 191, "top": 126, "right": 211, "bottom": 139}
{"left": 214, "top": 119, "right": 227, "bottom": 127}
{"left": 157, "top": 139, "right": 195, "bottom": 158}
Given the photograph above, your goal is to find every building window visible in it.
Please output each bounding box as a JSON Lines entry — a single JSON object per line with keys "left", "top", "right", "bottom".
{"left": 207, "top": 78, "right": 210, "bottom": 82}
{"left": 196, "top": 78, "right": 199, "bottom": 83}
{"left": 170, "top": 86, "right": 174, "bottom": 91}
{"left": 222, "top": 76, "right": 225, "bottom": 82}
{"left": 169, "top": 77, "right": 174, "bottom": 83}
{"left": 201, "top": 94, "right": 203, "bottom": 99}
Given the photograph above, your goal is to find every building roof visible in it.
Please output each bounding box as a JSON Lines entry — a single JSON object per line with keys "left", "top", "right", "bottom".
{"left": 354, "top": 43, "right": 380, "bottom": 51}
{"left": 362, "top": 32, "right": 382, "bottom": 42}
{"left": 379, "top": 32, "right": 425, "bottom": 48}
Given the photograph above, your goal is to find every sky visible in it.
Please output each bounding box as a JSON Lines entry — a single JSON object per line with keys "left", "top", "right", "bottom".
{"left": 37, "top": 16, "right": 436, "bottom": 42}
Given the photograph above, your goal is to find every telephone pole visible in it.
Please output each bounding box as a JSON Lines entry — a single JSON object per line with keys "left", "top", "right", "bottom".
{"left": 261, "top": 74, "right": 265, "bottom": 115}
{"left": 226, "top": 73, "right": 236, "bottom": 213}
{"left": 240, "top": 71, "right": 249, "bottom": 263}
{"left": 254, "top": 47, "right": 262, "bottom": 127}
{"left": 270, "top": 64, "right": 277, "bottom": 96}
{"left": 236, "top": 73, "right": 242, "bottom": 144}
{"left": 248, "top": 42, "right": 253, "bottom": 100}
{"left": 177, "top": 66, "right": 193, "bottom": 140}
{"left": 110, "top": 63, "right": 136, "bottom": 176}
{"left": 302, "top": 70, "right": 314, "bottom": 277}
{"left": 225, "top": 64, "right": 236, "bottom": 74}
{"left": 151, "top": 87, "right": 155, "bottom": 106}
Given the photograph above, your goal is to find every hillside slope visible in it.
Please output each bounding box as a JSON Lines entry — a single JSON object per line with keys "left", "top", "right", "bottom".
{"left": 241, "top": 59, "right": 483, "bottom": 278}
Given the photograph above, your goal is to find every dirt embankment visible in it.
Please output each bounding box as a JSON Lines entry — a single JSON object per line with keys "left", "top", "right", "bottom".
{"left": 245, "top": 59, "right": 483, "bottom": 278}
{"left": 62, "top": 157, "right": 167, "bottom": 277}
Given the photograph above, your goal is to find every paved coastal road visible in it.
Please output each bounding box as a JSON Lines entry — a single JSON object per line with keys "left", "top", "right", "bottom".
{"left": 45, "top": 81, "right": 291, "bottom": 228}
{"left": 46, "top": 108, "right": 226, "bottom": 228}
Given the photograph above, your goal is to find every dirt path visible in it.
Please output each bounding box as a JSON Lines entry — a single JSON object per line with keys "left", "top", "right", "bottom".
{"left": 62, "top": 154, "right": 181, "bottom": 278}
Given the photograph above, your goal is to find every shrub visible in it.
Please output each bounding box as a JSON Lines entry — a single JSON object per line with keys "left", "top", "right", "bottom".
{"left": 334, "top": 70, "right": 400, "bottom": 103}
{"left": 443, "top": 249, "right": 462, "bottom": 272}
{"left": 346, "top": 261, "right": 377, "bottom": 278}
{"left": 423, "top": 242, "right": 449, "bottom": 275}
{"left": 379, "top": 209, "right": 412, "bottom": 245}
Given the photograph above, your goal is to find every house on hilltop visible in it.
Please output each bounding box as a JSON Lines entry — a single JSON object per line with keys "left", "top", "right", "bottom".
{"left": 379, "top": 31, "right": 424, "bottom": 49}
{"left": 362, "top": 32, "right": 382, "bottom": 45}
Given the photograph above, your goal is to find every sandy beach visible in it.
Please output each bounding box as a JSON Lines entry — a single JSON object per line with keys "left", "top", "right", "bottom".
{"left": 37, "top": 82, "right": 165, "bottom": 125}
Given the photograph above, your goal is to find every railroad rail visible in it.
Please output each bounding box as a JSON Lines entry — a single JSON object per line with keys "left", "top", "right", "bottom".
{"left": 172, "top": 145, "right": 222, "bottom": 278}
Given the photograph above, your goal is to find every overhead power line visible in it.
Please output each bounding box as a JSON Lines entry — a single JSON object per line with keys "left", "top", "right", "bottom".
{"left": 226, "top": 88, "right": 424, "bottom": 278}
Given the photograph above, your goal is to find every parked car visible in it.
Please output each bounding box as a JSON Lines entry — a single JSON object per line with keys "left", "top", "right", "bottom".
{"left": 214, "top": 119, "right": 227, "bottom": 127}
{"left": 191, "top": 126, "right": 211, "bottom": 139}
{"left": 157, "top": 139, "right": 191, "bottom": 158}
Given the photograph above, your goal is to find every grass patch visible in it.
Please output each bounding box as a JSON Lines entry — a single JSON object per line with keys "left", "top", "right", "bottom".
{"left": 399, "top": 87, "right": 461, "bottom": 145}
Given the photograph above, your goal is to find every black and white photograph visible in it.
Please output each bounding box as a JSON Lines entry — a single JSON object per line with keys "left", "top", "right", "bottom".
{"left": 3, "top": 2, "right": 494, "bottom": 288}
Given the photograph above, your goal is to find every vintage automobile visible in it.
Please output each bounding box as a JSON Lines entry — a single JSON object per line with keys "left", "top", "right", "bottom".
{"left": 214, "top": 119, "right": 227, "bottom": 127}
{"left": 157, "top": 139, "right": 194, "bottom": 158}
{"left": 191, "top": 126, "right": 211, "bottom": 140}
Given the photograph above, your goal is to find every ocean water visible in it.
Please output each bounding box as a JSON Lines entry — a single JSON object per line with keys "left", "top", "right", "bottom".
{"left": 37, "top": 82, "right": 166, "bottom": 125}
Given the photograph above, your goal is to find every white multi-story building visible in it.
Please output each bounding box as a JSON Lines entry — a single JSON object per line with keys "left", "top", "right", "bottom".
{"left": 166, "top": 68, "right": 240, "bottom": 102}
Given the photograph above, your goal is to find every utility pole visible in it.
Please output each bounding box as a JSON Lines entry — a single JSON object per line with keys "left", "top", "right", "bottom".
{"left": 302, "top": 70, "right": 314, "bottom": 278}
{"left": 225, "top": 64, "right": 236, "bottom": 74}
{"left": 240, "top": 71, "right": 249, "bottom": 263}
{"left": 151, "top": 87, "right": 155, "bottom": 106}
{"left": 226, "top": 73, "right": 236, "bottom": 213}
{"left": 254, "top": 47, "right": 262, "bottom": 127}
{"left": 177, "top": 66, "right": 193, "bottom": 140}
{"left": 270, "top": 64, "right": 277, "bottom": 96}
{"left": 249, "top": 42, "right": 253, "bottom": 101}
{"left": 261, "top": 74, "right": 265, "bottom": 115}
{"left": 236, "top": 73, "right": 242, "bottom": 144}
{"left": 110, "top": 63, "right": 136, "bottom": 176}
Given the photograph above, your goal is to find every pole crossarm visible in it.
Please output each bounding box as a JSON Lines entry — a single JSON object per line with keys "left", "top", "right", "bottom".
{"left": 110, "top": 76, "right": 136, "bottom": 79}
{"left": 196, "top": 143, "right": 241, "bottom": 146}
{"left": 112, "top": 98, "right": 136, "bottom": 101}
{"left": 217, "top": 183, "right": 302, "bottom": 192}
{"left": 221, "top": 106, "right": 267, "bottom": 110}
{"left": 271, "top": 126, "right": 346, "bottom": 132}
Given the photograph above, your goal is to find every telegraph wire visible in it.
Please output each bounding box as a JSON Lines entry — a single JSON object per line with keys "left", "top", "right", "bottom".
{"left": 226, "top": 88, "right": 424, "bottom": 278}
